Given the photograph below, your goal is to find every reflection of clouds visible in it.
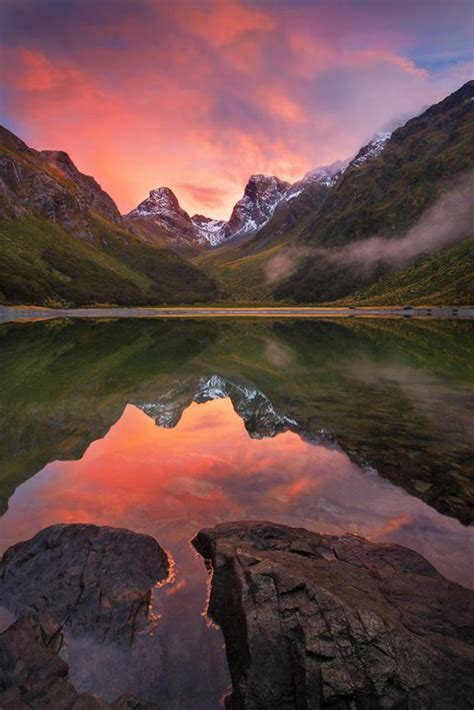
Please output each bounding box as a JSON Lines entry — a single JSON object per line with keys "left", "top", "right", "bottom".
{"left": 344, "top": 356, "right": 474, "bottom": 432}
{"left": 264, "top": 337, "right": 295, "bottom": 368}
{"left": 165, "top": 477, "right": 218, "bottom": 498}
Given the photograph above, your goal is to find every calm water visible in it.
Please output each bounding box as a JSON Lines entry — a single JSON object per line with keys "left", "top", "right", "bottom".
{"left": 0, "top": 317, "right": 473, "bottom": 707}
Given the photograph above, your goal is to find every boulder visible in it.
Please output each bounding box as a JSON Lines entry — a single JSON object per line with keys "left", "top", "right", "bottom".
{"left": 193, "top": 521, "right": 474, "bottom": 709}
{"left": 0, "top": 613, "right": 157, "bottom": 708}
{"left": 0, "top": 524, "right": 169, "bottom": 645}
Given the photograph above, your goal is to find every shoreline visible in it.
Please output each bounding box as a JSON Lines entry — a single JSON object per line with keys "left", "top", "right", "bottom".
{"left": 1, "top": 304, "right": 473, "bottom": 323}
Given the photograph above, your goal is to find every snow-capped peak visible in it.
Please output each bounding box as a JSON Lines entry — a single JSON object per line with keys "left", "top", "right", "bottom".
{"left": 128, "top": 187, "right": 185, "bottom": 219}
{"left": 224, "top": 174, "right": 291, "bottom": 239}
{"left": 350, "top": 132, "right": 391, "bottom": 168}
{"left": 124, "top": 131, "right": 392, "bottom": 251}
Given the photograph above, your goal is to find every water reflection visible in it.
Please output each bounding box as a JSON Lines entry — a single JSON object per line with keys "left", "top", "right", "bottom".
{"left": 0, "top": 317, "right": 473, "bottom": 707}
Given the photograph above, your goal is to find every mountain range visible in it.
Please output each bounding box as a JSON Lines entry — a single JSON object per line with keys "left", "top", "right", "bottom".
{"left": 0, "top": 80, "right": 472, "bottom": 307}
{"left": 125, "top": 159, "right": 351, "bottom": 253}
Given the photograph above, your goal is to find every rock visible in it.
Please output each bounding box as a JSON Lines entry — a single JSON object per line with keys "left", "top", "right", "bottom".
{"left": 192, "top": 521, "right": 474, "bottom": 709}
{"left": 0, "top": 613, "right": 157, "bottom": 709}
{"left": 0, "top": 524, "right": 169, "bottom": 645}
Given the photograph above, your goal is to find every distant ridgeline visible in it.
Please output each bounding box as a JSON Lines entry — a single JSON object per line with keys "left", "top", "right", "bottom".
{"left": 0, "top": 80, "right": 473, "bottom": 307}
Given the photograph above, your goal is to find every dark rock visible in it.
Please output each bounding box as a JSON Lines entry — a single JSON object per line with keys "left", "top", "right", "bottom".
{"left": 0, "top": 524, "right": 169, "bottom": 645}
{"left": 0, "top": 613, "right": 157, "bottom": 709}
{"left": 193, "top": 520, "right": 474, "bottom": 709}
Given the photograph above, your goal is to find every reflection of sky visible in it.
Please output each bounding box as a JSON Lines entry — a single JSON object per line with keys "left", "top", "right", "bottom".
{"left": 0, "top": 398, "right": 472, "bottom": 707}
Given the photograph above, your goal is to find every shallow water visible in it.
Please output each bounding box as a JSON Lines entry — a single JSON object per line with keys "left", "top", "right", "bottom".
{"left": 0, "top": 317, "right": 473, "bottom": 707}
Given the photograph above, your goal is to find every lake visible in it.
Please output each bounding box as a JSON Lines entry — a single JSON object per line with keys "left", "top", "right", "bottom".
{"left": 0, "top": 317, "right": 473, "bottom": 708}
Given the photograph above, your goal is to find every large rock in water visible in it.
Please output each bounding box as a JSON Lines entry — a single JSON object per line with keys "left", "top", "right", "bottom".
{"left": 0, "top": 524, "right": 169, "bottom": 645}
{"left": 192, "top": 521, "right": 474, "bottom": 709}
{"left": 0, "top": 613, "right": 156, "bottom": 708}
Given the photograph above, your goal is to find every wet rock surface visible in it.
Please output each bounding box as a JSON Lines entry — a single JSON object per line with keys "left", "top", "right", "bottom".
{"left": 193, "top": 521, "right": 474, "bottom": 709}
{"left": 0, "top": 613, "right": 157, "bottom": 709}
{"left": 0, "top": 524, "right": 169, "bottom": 645}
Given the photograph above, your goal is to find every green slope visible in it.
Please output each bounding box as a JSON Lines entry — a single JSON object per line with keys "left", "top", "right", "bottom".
{"left": 299, "top": 84, "right": 474, "bottom": 248}
{"left": 273, "top": 81, "right": 474, "bottom": 302}
{"left": 338, "top": 237, "right": 474, "bottom": 306}
{"left": 0, "top": 215, "right": 217, "bottom": 306}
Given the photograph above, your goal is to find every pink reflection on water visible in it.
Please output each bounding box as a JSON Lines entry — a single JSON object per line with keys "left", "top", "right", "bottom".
{"left": 0, "top": 398, "right": 472, "bottom": 707}
{"left": 0, "top": 399, "right": 471, "bottom": 586}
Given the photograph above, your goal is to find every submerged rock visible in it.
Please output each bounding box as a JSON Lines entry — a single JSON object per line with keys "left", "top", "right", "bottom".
{"left": 0, "top": 613, "right": 157, "bottom": 708}
{"left": 193, "top": 521, "right": 474, "bottom": 709}
{"left": 0, "top": 524, "right": 169, "bottom": 645}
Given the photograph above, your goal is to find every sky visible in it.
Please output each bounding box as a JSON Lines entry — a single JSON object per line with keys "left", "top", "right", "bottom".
{"left": 1, "top": 0, "right": 472, "bottom": 219}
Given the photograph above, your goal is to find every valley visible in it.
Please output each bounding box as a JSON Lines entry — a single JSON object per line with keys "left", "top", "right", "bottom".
{"left": 1, "top": 81, "right": 472, "bottom": 309}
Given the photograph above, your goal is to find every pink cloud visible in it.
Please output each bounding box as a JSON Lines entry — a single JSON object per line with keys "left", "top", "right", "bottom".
{"left": 177, "top": 184, "right": 232, "bottom": 211}
{"left": 0, "top": 0, "right": 470, "bottom": 218}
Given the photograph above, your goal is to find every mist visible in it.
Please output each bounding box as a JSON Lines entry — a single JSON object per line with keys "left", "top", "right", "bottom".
{"left": 265, "top": 170, "right": 474, "bottom": 284}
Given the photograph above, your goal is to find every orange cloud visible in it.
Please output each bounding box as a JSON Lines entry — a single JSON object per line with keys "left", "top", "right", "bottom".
{"left": 1, "top": 0, "right": 468, "bottom": 218}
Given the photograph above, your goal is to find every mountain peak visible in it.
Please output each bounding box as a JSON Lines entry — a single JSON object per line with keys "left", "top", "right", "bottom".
{"left": 127, "top": 186, "right": 189, "bottom": 222}
{"left": 245, "top": 174, "right": 290, "bottom": 193}
{"left": 149, "top": 186, "right": 179, "bottom": 203}
{"left": 225, "top": 173, "right": 291, "bottom": 238}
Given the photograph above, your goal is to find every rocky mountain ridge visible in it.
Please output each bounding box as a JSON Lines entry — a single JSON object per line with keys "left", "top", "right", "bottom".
{"left": 196, "top": 80, "right": 473, "bottom": 304}
{"left": 273, "top": 80, "right": 474, "bottom": 302}
{"left": 124, "top": 132, "right": 391, "bottom": 253}
{"left": 125, "top": 174, "right": 293, "bottom": 251}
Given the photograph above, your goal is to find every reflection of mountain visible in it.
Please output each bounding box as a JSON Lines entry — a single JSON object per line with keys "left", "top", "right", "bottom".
{"left": 136, "top": 374, "right": 300, "bottom": 439}
{"left": 0, "top": 319, "right": 219, "bottom": 513}
{"left": 0, "top": 318, "right": 473, "bottom": 523}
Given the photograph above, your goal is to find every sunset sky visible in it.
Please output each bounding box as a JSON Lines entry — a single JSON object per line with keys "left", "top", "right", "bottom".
{"left": 1, "top": 0, "right": 472, "bottom": 219}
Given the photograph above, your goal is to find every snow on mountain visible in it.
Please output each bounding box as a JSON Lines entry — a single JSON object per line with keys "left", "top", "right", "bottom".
{"left": 125, "top": 132, "right": 392, "bottom": 250}
{"left": 223, "top": 174, "right": 291, "bottom": 240}
{"left": 127, "top": 187, "right": 195, "bottom": 233}
{"left": 126, "top": 175, "right": 292, "bottom": 248}
{"left": 285, "top": 159, "right": 350, "bottom": 201}
{"left": 191, "top": 214, "right": 226, "bottom": 246}
{"left": 350, "top": 132, "right": 391, "bottom": 168}
{"left": 126, "top": 187, "right": 223, "bottom": 247}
